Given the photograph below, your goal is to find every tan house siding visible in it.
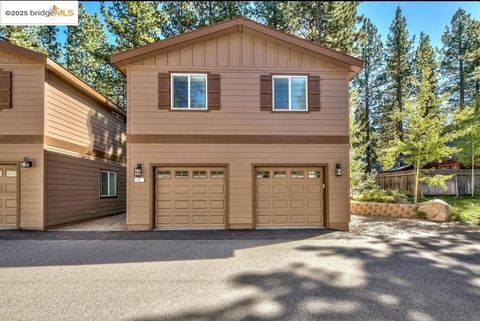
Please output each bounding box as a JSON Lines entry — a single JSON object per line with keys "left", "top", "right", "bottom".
{"left": 0, "top": 43, "right": 126, "bottom": 230}
{"left": 127, "top": 143, "right": 349, "bottom": 230}
{"left": 125, "top": 29, "right": 351, "bottom": 231}
{"left": 45, "top": 148, "right": 126, "bottom": 227}
{"left": 0, "top": 49, "right": 44, "bottom": 135}
{"left": 0, "top": 48, "right": 45, "bottom": 230}
{"left": 0, "top": 144, "right": 44, "bottom": 229}
{"left": 43, "top": 70, "right": 126, "bottom": 227}
{"left": 45, "top": 71, "right": 126, "bottom": 160}
{"left": 127, "top": 30, "right": 349, "bottom": 137}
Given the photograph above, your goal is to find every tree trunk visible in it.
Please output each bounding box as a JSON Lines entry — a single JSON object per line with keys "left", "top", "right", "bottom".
{"left": 414, "top": 157, "right": 420, "bottom": 203}
{"left": 315, "top": 1, "right": 323, "bottom": 43}
{"left": 365, "top": 70, "right": 372, "bottom": 173}
{"left": 460, "top": 58, "right": 465, "bottom": 109}
{"left": 472, "top": 135, "right": 475, "bottom": 197}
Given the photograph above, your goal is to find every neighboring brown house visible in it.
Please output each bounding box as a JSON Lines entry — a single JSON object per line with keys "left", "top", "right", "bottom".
{"left": 0, "top": 40, "right": 126, "bottom": 230}
{"left": 112, "top": 17, "right": 363, "bottom": 231}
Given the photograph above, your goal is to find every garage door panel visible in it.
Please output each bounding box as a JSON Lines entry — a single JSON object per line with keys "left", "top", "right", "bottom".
{"left": 273, "top": 199, "right": 288, "bottom": 208}
{"left": 192, "top": 215, "right": 207, "bottom": 224}
{"left": 156, "top": 167, "right": 226, "bottom": 229}
{"left": 174, "top": 185, "right": 189, "bottom": 194}
{"left": 157, "top": 185, "right": 172, "bottom": 194}
{"left": 290, "top": 199, "right": 305, "bottom": 208}
{"left": 273, "top": 215, "right": 288, "bottom": 224}
{"left": 173, "top": 215, "right": 189, "bottom": 224}
{"left": 209, "top": 200, "right": 224, "bottom": 209}
{"left": 291, "top": 215, "right": 306, "bottom": 223}
{"left": 157, "top": 200, "right": 171, "bottom": 209}
{"left": 192, "top": 185, "right": 207, "bottom": 194}
{"left": 290, "top": 185, "right": 305, "bottom": 193}
{"left": 0, "top": 165, "right": 18, "bottom": 229}
{"left": 174, "top": 200, "right": 189, "bottom": 209}
{"left": 209, "top": 185, "right": 225, "bottom": 194}
{"left": 192, "top": 200, "right": 207, "bottom": 209}
{"left": 209, "top": 215, "right": 225, "bottom": 224}
{"left": 255, "top": 167, "right": 324, "bottom": 228}
{"left": 272, "top": 185, "right": 288, "bottom": 193}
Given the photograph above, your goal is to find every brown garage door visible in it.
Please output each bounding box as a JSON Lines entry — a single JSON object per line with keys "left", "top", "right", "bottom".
{"left": 0, "top": 165, "right": 18, "bottom": 229}
{"left": 255, "top": 167, "right": 324, "bottom": 228}
{"left": 155, "top": 167, "right": 226, "bottom": 229}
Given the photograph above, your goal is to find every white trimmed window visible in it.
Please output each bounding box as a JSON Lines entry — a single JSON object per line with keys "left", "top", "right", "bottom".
{"left": 272, "top": 75, "right": 308, "bottom": 111}
{"left": 171, "top": 74, "right": 207, "bottom": 109}
{"left": 101, "top": 170, "right": 117, "bottom": 197}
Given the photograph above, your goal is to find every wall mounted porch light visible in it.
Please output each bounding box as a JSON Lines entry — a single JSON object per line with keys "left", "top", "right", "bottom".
{"left": 20, "top": 157, "right": 33, "bottom": 168}
{"left": 335, "top": 163, "right": 343, "bottom": 176}
{"left": 134, "top": 163, "right": 143, "bottom": 177}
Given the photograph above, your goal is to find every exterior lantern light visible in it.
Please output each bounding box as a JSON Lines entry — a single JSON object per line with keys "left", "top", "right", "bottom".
{"left": 20, "top": 157, "right": 33, "bottom": 168}
{"left": 335, "top": 163, "right": 343, "bottom": 176}
{"left": 134, "top": 163, "right": 143, "bottom": 177}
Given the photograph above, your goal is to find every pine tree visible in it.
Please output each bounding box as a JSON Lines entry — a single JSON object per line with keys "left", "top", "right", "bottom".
{"left": 253, "top": 1, "right": 289, "bottom": 30}
{"left": 102, "top": 1, "right": 164, "bottom": 51}
{"left": 38, "top": 26, "right": 61, "bottom": 61}
{"left": 0, "top": 26, "right": 43, "bottom": 51}
{"left": 283, "top": 1, "right": 358, "bottom": 53}
{"left": 441, "top": 8, "right": 474, "bottom": 109}
{"left": 415, "top": 33, "right": 438, "bottom": 115}
{"left": 385, "top": 6, "right": 415, "bottom": 142}
{"left": 65, "top": 3, "right": 124, "bottom": 107}
{"left": 352, "top": 17, "right": 385, "bottom": 174}
{"left": 464, "top": 19, "right": 480, "bottom": 111}
{"left": 161, "top": 1, "right": 198, "bottom": 38}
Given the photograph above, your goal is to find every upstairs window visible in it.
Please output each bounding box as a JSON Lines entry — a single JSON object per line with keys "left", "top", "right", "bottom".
{"left": 273, "top": 76, "right": 307, "bottom": 111}
{"left": 171, "top": 74, "right": 207, "bottom": 109}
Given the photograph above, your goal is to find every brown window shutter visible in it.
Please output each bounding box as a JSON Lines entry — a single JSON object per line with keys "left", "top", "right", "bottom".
{"left": 0, "top": 69, "right": 12, "bottom": 109}
{"left": 308, "top": 75, "right": 321, "bottom": 111}
{"left": 208, "top": 73, "right": 221, "bottom": 110}
{"left": 158, "top": 73, "right": 170, "bottom": 110}
{"left": 260, "top": 75, "right": 272, "bottom": 111}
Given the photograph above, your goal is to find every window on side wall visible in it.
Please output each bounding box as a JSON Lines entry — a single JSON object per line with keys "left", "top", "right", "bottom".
{"left": 273, "top": 75, "right": 307, "bottom": 111}
{"left": 171, "top": 74, "right": 207, "bottom": 110}
{"left": 101, "top": 170, "right": 117, "bottom": 198}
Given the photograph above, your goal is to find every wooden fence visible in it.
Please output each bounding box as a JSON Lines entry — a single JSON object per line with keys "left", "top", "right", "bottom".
{"left": 376, "top": 169, "right": 480, "bottom": 196}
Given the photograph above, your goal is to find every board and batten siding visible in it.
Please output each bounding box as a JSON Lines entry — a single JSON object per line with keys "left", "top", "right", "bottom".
{"left": 45, "top": 71, "right": 126, "bottom": 159}
{"left": 127, "top": 31, "right": 349, "bottom": 136}
{"left": 45, "top": 149, "right": 126, "bottom": 227}
{"left": 126, "top": 30, "right": 351, "bottom": 230}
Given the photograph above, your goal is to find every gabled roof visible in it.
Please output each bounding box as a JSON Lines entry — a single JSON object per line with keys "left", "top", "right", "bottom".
{"left": 0, "top": 40, "right": 125, "bottom": 117}
{"left": 111, "top": 16, "right": 364, "bottom": 77}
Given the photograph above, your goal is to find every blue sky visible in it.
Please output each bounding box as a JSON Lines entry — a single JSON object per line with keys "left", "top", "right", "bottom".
{"left": 59, "top": 1, "right": 480, "bottom": 49}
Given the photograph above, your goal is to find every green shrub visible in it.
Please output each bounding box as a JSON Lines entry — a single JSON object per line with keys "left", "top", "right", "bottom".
{"left": 357, "top": 188, "right": 407, "bottom": 203}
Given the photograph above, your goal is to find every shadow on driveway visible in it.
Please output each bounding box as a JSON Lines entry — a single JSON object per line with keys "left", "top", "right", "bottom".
{"left": 0, "top": 229, "right": 335, "bottom": 267}
{"left": 130, "top": 230, "right": 480, "bottom": 321}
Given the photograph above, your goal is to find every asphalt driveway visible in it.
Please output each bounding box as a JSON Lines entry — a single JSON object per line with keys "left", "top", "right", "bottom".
{"left": 0, "top": 217, "right": 479, "bottom": 321}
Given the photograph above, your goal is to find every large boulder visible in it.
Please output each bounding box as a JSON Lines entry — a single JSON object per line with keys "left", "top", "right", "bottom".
{"left": 418, "top": 199, "right": 451, "bottom": 222}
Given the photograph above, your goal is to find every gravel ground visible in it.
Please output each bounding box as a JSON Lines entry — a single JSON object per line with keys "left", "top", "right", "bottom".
{"left": 50, "top": 213, "right": 127, "bottom": 231}
{"left": 349, "top": 215, "right": 477, "bottom": 236}
{"left": 49, "top": 212, "right": 477, "bottom": 235}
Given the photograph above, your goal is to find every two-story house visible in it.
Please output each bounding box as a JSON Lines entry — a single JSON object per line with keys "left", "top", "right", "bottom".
{"left": 111, "top": 17, "right": 363, "bottom": 231}
{"left": 0, "top": 40, "right": 126, "bottom": 230}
